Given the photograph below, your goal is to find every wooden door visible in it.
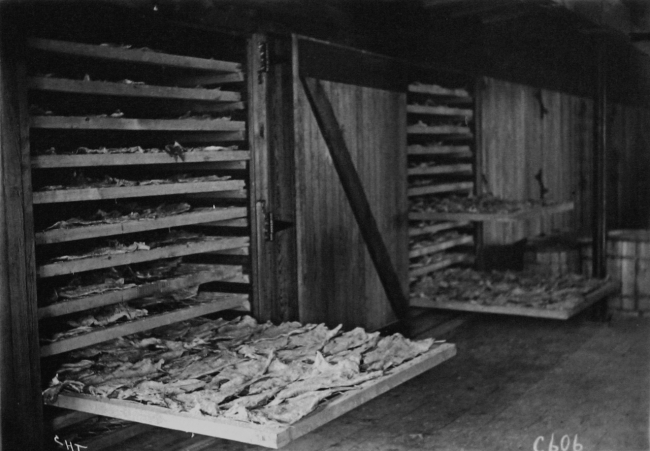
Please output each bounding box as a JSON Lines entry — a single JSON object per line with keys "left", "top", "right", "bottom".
{"left": 248, "top": 34, "right": 299, "bottom": 323}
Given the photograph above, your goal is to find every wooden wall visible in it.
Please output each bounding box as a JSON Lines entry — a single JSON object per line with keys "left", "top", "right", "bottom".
{"left": 294, "top": 79, "right": 408, "bottom": 331}
{"left": 0, "top": 6, "right": 43, "bottom": 449}
{"left": 480, "top": 77, "right": 650, "bottom": 249}
{"left": 607, "top": 104, "right": 650, "bottom": 229}
{"left": 480, "top": 77, "right": 595, "bottom": 245}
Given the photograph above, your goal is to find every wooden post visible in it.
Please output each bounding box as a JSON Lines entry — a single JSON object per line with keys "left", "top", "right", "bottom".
{"left": 248, "top": 34, "right": 299, "bottom": 323}
{"left": 473, "top": 77, "right": 485, "bottom": 270}
{"left": 247, "top": 33, "right": 274, "bottom": 321}
{"left": 0, "top": 5, "right": 44, "bottom": 450}
{"left": 592, "top": 38, "right": 607, "bottom": 279}
{"left": 300, "top": 76, "right": 409, "bottom": 321}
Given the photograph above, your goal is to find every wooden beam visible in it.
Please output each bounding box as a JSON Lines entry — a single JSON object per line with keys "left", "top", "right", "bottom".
{"left": 300, "top": 76, "right": 408, "bottom": 320}
{"left": 0, "top": 6, "right": 44, "bottom": 450}
{"left": 592, "top": 38, "right": 608, "bottom": 279}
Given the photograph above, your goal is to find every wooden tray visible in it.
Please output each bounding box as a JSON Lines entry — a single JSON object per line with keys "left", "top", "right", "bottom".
{"left": 37, "top": 236, "right": 249, "bottom": 278}
{"left": 31, "top": 116, "right": 245, "bottom": 132}
{"left": 41, "top": 294, "right": 249, "bottom": 357}
{"left": 409, "top": 235, "right": 474, "bottom": 258}
{"left": 409, "top": 253, "right": 473, "bottom": 277}
{"left": 410, "top": 280, "right": 620, "bottom": 320}
{"left": 407, "top": 144, "right": 472, "bottom": 156}
{"left": 29, "top": 77, "right": 241, "bottom": 102}
{"left": 37, "top": 264, "right": 242, "bottom": 319}
{"left": 32, "top": 150, "right": 250, "bottom": 168}
{"left": 33, "top": 179, "right": 245, "bottom": 204}
{"left": 408, "top": 182, "right": 474, "bottom": 197}
{"left": 408, "top": 163, "right": 472, "bottom": 176}
{"left": 29, "top": 38, "right": 242, "bottom": 73}
{"left": 48, "top": 343, "right": 456, "bottom": 448}
{"left": 409, "top": 221, "right": 471, "bottom": 238}
{"left": 406, "top": 104, "right": 473, "bottom": 118}
{"left": 409, "top": 201, "right": 575, "bottom": 222}
{"left": 35, "top": 207, "right": 247, "bottom": 244}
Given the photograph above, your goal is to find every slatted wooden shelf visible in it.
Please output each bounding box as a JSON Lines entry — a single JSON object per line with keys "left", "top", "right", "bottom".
{"left": 410, "top": 280, "right": 620, "bottom": 320}
{"left": 410, "top": 253, "right": 473, "bottom": 278}
{"left": 40, "top": 294, "right": 249, "bottom": 357}
{"left": 35, "top": 207, "right": 247, "bottom": 245}
{"left": 38, "top": 265, "right": 242, "bottom": 319}
{"left": 37, "top": 236, "right": 249, "bottom": 278}
{"left": 32, "top": 150, "right": 250, "bottom": 168}
{"left": 28, "top": 38, "right": 242, "bottom": 73}
{"left": 409, "top": 220, "right": 471, "bottom": 237}
{"left": 31, "top": 116, "right": 245, "bottom": 132}
{"left": 47, "top": 343, "right": 456, "bottom": 448}
{"left": 407, "top": 145, "right": 472, "bottom": 156}
{"left": 33, "top": 180, "right": 245, "bottom": 204}
{"left": 28, "top": 77, "right": 241, "bottom": 102}
{"left": 409, "top": 235, "right": 474, "bottom": 258}
{"left": 408, "top": 163, "right": 472, "bottom": 176}
{"left": 408, "top": 182, "right": 474, "bottom": 197}
{"left": 406, "top": 104, "right": 473, "bottom": 118}
{"left": 408, "top": 201, "right": 575, "bottom": 222}
{"left": 407, "top": 124, "right": 472, "bottom": 135}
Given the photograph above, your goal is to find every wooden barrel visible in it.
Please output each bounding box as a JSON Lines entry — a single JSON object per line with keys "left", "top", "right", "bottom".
{"left": 580, "top": 229, "right": 650, "bottom": 313}
{"left": 523, "top": 235, "right": 579, "bottom": 276}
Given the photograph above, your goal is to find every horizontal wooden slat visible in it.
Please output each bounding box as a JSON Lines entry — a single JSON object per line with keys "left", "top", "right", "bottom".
{"left": 31, "top": 150, "right": 250, "bottom": 168}
{"left": 35, "top": 207, "right": 247, "bottom": 245}
{"left": 28, "top": 38, "right": 241, "bottom": 73}
{"left": 410, "top": 280, "right": 620, "bottom": 320}
{"left": 37, "top": 236, "right": 249, "bottom": 278}
{"left": 407, "top": 182, "right": 474, "bottom": 197}
{"left": 408, "top": 163, "right": 472, "bottom": 176}
{"left": 407, "top": 145, "right": 472, "bottom": 156}
{"left": 32, "top": 180, "right": 245, "bottom": 204}
{"left": 408, "top": 221, "right": 471, "bottom": 237}
{"left": 407, "top": 124, "right": 472, "bottom": 135}
{"left": 170, "top": 131, "right": 246, "bottom": 143}
{"left": 49, "top": 344, "right": 456, "bottom": 448}
{"left": 176, "top": 72, "right": 245, "bottom": 87}
{"left": 409, "top": 235, "right": 474, "bottom": 258}
{"left": 409, "top": 253, "right": 473, "bottom": 277}
{"left": 408, "top": 201, "right": 575, "bottom": 222}
{"left": 187, "top": 189, "right": 248, "bottom": 200}
{"left": 203, "top": 217, "right": 249, "bottom": 228}
{"left": 31, "top": 116, "right": 245, "bottom": 132}
{"left": 407, "top": 104, "right": 474, "bottom": 117}
{"left": 408, "top": 84, "right": 471, "bottom": 99}
{"left": 37, "top": 265, "right": 242, "bottom": 319}
{"left": 28, "top": 77, "right": 241, "bottom": 102}
{"left": 40, "top": 295, "right": 248, "bottom": 356}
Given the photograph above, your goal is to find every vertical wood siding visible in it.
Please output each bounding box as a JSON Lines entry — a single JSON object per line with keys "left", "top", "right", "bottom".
{"left": 294, "top": 80, "right": 407, "bottom": 331}
{"left": 607, "top": 104, "right": 650, "bottom": 229}
{"left": 481, "top": 77, "right": 650, "bottom": 247}
{"left": 480, "top": 78, "right": 595, "bottom": 245}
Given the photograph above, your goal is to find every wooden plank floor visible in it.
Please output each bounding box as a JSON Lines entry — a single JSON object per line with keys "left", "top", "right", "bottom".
{"left": 70, "top": 314, "right": 650, "bottom": 451}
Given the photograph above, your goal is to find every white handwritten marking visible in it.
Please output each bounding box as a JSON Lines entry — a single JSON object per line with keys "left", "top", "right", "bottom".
{"left": 534, "top": 434, "right": 582, "bottom": 451}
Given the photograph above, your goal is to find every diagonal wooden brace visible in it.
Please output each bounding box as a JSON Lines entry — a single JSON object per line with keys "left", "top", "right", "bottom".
{"left": 300, "top": 76, "right": 408, "bottom": 321}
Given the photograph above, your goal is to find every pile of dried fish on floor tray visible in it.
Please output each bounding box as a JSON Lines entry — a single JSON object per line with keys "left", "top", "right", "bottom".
{"left": 410, "top": 268, "right": 620, "bottom": 320}
{"left": 44, "top": 316, "right": 456, "bottom": 448}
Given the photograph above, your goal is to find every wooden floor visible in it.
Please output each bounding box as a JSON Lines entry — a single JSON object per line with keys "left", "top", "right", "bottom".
{"left": 69, "top": 313, "right": 650, "bottom": 451}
